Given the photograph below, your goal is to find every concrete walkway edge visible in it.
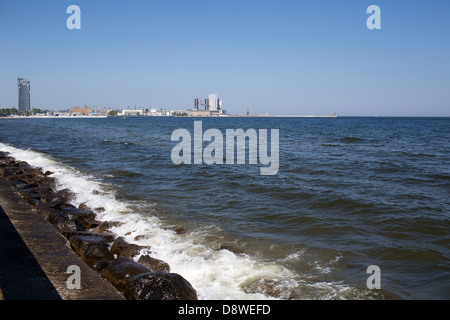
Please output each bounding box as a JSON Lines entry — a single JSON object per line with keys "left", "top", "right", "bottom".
{"left": 0, "top": 177, "right": 124, "bottom": 300}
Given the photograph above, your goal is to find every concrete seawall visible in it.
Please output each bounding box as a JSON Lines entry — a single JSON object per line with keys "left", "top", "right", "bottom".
{"left": 0, "top": 177, "right": 124, "bottom": 300}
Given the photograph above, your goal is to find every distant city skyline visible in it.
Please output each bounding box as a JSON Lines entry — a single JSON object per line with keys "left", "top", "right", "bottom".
{"left": 1, "top": 1, "right": 449, "bottom": 116}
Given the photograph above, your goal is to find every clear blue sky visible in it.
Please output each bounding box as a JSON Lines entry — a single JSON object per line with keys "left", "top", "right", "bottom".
{"left": 1, "top": 0, "right": 449, "bottom": 116}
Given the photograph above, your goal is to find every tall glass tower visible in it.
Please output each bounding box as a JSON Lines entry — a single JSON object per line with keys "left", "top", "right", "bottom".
{"left": 208, "top": 93, "right": 218, "bottom": 110}
{"left": 18, "top": 78, "right": 31, "bottom": 113}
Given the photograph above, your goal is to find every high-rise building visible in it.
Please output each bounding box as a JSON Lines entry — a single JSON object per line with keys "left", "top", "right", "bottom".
{"left": 18, "top": 78, "right": 31, "bottom": 112}
{"left": 208, "top": 93, "right": 218, "bottom": 110}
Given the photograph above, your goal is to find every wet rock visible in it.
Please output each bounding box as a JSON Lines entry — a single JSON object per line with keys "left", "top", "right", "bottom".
{"left": 111, "top": 236, "right": 145, "bottom": 258}
{"left": 124, "top": 272, "right": 198, "bottom": 300}
{"left": 18, "top": 183, "right": 40, "bottom": 193}
{"left": 70, "top": 235, "right": 107, "bottom": 253}
{"left": 47, "top": 209, "right": 77, "bottom": 232}
{"left": 37, "top": 203, "right": 62, "bottom": 220}
{"left": 10, "top": 161, "right": 21, "bottom": 168}
{"left": 219, "top": 244, "right": 244, "bottom": 255}
{"left": 2, "top": 162, "right": 22, "bottom": 173}
{"left": 18, "top": 161, "right": 32, "bottom": 169}
{"left": 103, "top": 257, "right": 152, "bottom": 292}
{"left": 91, "top": 221, "right": 121, "bottom": 233}
{"left": 45, "top": 198, "right": 70, "bottom": 210}
{"left": 94, "top": 207, "right": 106, "bottom": 213}
{"left": 78, "top": 203, "right": 90, "bottom": 210}
{"left": 138, "top": 255, "right": 170, "bottom": 273}
{"left": 83, "top": 244, "right": 115, "bottom": 267}
{"left": 42, "top": 176, "right": 56, "bottom": 185}
{"left": 134, "top": 234, "right": 147, "bottom": 241}
{"left": 174, "top": 227, "right": 187, "bottom": 235}
{"left": 92, "top": 260, "right": 111, "bottom": 276}
{"left": 10, "top": 173, "right": 36, "bottom": 185}
{"left": 74, "top": 216, "right": 101, "bottom": 230}
{"left": 91, "top": 221, "right": 110, "bottom": 233}
{"left": 13, "top": 172, "right": 33, "bottom": 182}
{"left": 3, "top": 168, "right": 22, "bottom": 177}
{"left": 36, "top": 185, "right": 58, "bottom": 202}
{"left": 61, "top": 230, "right": 116, "bottom": 243}
{"left": 63, "top": 206, "right": 97, "bottom": 221}
{"left": 44, "top": 170, "right": 54, "bottom": 176}
{"left": 55, "top": 188, "right": 75, "bottom": 202}
{"left": 30, "top": 173, "right": 47, "bottom": 185}
{"left": 73, "top": 219, "right": 87, "bottom": 231}
{"left": 21, "top": 190, "right": 42, "bottom": 206}
{"left": 69, "top": 235, "right": 114, "bottom": 266}
{"left": 1, "top": 157, "right": 13, "bottom": 164}
{"left": 6, "top": 176, "right": 28, "bottom": 187}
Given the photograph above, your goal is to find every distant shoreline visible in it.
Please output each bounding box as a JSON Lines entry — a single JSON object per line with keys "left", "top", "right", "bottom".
{"left": 0, "top": 115, "right": 108, "bottom": 119}
{"left": 0, "top": 115, "right": 336, "bottom": 119}
{"left": 1, "top": 115, "right": 448, "bottom": 119}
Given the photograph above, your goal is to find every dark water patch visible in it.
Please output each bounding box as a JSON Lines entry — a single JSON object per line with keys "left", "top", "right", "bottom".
{"left": 107, "top": 169, "right": 144, "bottom": 178}
{"left": 339, "top": 136, "right": 364, "bottom": 143}
{"left": 426, "top": 173, "right": 450, "bottom": 181}
{"left": 120, "top": 140, "right": 135, "bottom": 146}
{"left": 321, "top": 143, "right": 342, "bottom": 147}
{"left": 308, "top": 196, "right": 377, "bottom": 212}
{"left": 392, "top": 150, "right": 440, "bottom": 158}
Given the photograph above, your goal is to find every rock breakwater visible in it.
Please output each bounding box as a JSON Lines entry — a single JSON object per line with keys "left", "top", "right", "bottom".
{"left": 0, "top": 151, "right": 198, "bottom": 300}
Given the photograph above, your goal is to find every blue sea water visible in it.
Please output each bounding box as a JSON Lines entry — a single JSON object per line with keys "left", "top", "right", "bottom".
{"left": 1, "top": 116, "right": 449, "bottom": 299}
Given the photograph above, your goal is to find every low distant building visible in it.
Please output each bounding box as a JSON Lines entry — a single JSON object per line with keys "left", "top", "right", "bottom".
{"left": 147, "top": 108, "right": 186, "bottom": 116}
{"left": 188, "top": 110, "right": 213, "bottom": 117}
{"left": 188, "top": 109, "right": 225, "bottom": 117}
{"left": 118, "top": 108, "right": 145, "bottom": 116}
{"left": 70, "top": 107, "right": 92, "bottom": 115}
